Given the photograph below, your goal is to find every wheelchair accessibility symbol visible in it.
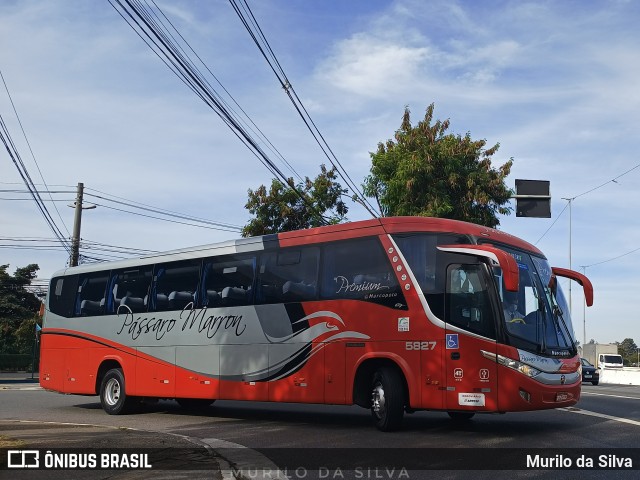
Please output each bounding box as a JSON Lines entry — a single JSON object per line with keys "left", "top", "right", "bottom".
{"left": 446, "top": 334, "right": 459, "bottom": 349}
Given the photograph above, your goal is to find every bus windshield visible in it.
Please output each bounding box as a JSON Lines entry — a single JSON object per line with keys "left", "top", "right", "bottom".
{"left": 496, "top": 248, "right": 577, "bottom": 356}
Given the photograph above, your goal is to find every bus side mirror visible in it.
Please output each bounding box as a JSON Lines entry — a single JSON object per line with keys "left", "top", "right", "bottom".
{"left": 437, "top": 245, "right": 519, "bottom": 292}
{"left": 551, "top": 267, "right": 594, "bottom": 307}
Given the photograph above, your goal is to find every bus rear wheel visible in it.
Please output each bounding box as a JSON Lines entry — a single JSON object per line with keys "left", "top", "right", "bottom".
{"left": 370, "top": 366, "right": 405, "bottom": 431}
{"left": 100, "top": 368, "right": 137, "bottom": 415}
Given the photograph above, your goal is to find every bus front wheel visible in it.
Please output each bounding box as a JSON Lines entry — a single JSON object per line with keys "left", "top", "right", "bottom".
{"left": 370, "top": 366, "right": 405, "bottom": 431}
{"left": 100, "top": 368, "right": 136, "bottom": 415}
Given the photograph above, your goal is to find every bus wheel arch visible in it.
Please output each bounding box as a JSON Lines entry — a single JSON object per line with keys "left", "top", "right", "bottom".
{"left": 353, "top": 358, "right": 410, "bottom": 408}
{"left": 95, "top": 359, "right": 123, "bottom": 395}
{"left": 353, "top": 358, "right": 409, "bottom": 431}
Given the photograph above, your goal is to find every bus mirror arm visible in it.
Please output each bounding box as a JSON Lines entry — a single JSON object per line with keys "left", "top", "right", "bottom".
{"left": 437, "top": 245, "right": 519, "bottom": 292}
{"left": 551, "top": 267, "right": 594, "bottom": 307}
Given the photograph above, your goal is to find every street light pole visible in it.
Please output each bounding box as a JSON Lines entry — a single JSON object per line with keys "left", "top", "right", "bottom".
{"left": 562, "top": 197, "right": 574, "bottom": 314}
{"left": 581, "top": 266, "right": 587, "bottom": 347}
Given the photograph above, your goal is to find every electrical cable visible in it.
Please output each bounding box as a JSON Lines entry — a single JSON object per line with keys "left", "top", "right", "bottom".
{"left": 109, "top": 0, "right": 331, "bottom": 225}
{"left": 534, "top": 163, "right": 640, "bottom": 245}
{"left": 0, "top": 70, "right": 72, "bottom": 238}
{"left": 229, "top": 0, "right": 380, "bottom": 218}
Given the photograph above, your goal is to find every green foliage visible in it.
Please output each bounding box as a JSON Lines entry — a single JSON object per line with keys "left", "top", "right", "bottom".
{"left": 363, "top": 104, "right": 514, "bottom": 228}
{"left": 0, "top": 264, "right": 41, "bottom": 355}
{"left": 618, "top": 338, "right": 638, "bottom": 366}
{"left": 242, "top": 165, "right": 349, "bottom": 237}
{"left": 0, "top": 354, "right": 32, "bottom": 371}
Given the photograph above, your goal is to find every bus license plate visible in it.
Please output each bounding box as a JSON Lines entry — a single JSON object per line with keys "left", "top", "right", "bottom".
{"left": 556, "top": 392, "right": 569, "bottom": 402}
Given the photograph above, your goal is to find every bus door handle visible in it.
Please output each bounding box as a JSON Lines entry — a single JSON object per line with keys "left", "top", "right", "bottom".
{"left": 450, "top": 352, "right": 460, "bottom": 360}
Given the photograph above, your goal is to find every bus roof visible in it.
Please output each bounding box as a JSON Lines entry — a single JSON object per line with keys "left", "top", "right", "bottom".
{"left": 52, "top": 216, "right": 544, "bottom": 278}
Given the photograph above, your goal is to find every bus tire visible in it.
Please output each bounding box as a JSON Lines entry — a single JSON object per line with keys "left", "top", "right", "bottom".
{"left": 100, "top": 368, "right": 136, "bottom": 415}
{"left": 447, "top": 411, "right": 475, "bottom": 421}
{"left": 370, "top": 366, "right": 405, "bottom": 431}
{"left": 176, "top": 398, "right": 215, "bottom": 410}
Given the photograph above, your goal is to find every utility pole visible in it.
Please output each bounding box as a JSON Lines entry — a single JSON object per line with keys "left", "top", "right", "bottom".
{"left": 69, "top": 182, "right": 95, "bottom": 267}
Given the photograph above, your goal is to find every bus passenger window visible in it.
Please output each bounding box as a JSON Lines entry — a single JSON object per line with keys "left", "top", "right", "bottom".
{"left": 106, "top": 267, "right": 152, "bottom": 315}
{"left": 49, "top": 275, "right": 78, "bottom": 318}
{"left": 257, "top": 247, "right": 319, "bottom": 304}
{"left": 201, "top": 255, "right": 255, "bottom": 307}
{"left": 150, "top": 260, "right": 201, "bottom": 312}
{"left": 321, "top": 237, "right": 404, "bottom": 308}
{"left": 75, "top": 272, "right": 109, "bottom": 317}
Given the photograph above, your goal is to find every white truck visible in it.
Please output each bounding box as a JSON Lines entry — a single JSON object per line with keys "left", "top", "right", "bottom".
{"left": 598, "top": 353, "right": 624, "bottom": 369}
{"left": 581, "top": 343, "right": 623, "bottom": 369}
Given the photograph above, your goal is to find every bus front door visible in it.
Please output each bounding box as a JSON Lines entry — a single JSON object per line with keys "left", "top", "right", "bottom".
{"left": 444, "top": 264, "right": 499, "bottom": 413}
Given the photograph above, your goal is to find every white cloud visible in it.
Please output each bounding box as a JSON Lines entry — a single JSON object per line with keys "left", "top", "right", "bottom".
{"left": 318, "top": 34, "right": 432, "bottom": 99}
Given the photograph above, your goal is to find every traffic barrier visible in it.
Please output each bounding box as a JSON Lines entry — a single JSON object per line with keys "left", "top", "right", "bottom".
{"left": 598, "top": 367, "right": 640, "bottom": 385}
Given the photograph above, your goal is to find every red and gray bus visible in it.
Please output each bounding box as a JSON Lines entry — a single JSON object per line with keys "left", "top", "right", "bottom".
{"left": 40, "top": 216, "right": 593, "bottom": 431}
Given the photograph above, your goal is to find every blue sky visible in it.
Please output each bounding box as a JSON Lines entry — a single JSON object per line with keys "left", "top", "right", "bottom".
{"left": 1, "top": 0, "right": 639, "bottom": 345}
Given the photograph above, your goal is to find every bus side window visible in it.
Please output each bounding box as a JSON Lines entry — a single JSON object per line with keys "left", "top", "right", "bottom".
{"left": 75, "top": 272, "right": 109, "bottom": 317}
{"left": 150, "top": 260, "right": 201, "bottom": 312}
{"left": 257, "top": 247, "right": 319, "bottom": 304}
{"left": 321, "top": 237, "right": 402, "bottom": 307}
{"left": 202, "top": 255, "right": 255, "bottom": 307}
{"left": 49, "top": 275, "right": 79, "bottom": 318}
{"left": 107, "top": 267, "right": 152, "bottom": 314}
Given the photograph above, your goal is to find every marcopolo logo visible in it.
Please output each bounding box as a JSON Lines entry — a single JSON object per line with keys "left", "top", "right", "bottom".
{"left": 7, "top": 450, "right": 40, "bottom": 468}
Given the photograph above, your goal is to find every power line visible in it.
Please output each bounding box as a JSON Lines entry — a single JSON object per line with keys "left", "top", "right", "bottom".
{"left": 109, "top": 0, "right": 332, "bottom": 226}
{"left": 229, "top": 0, "right": 380, "bottom": 218}
{"left": 0, "top": 115, "right": 71, "bottom": 254}
{"left": 0, "top": 69, "right": 72, "bottom": 239}
{"left": 0, "top": 71, "right": 71, "bottom": 254}
{"left": 84, "top": 189, "right": 242, "bottom": 231}
{"left": 574, "top": 163, "right": 640, "bottom": 200}
{"left": 582, "top": 246, "right": 640, "bottom": 269}
{"left": 534, "top": 162, "right": 640, "bottom": 245}
{"left": 1, "top": 236, "right": 159, "bottom": 258}
{"left": 534, "top": 201, "right": 569, "bottom": 245}
{"left": 89, "top": 201, "right": 241, "bottom": 232}
{"left": 149, "top": 0, "right": 303, "bottom": 184}
{"left": 1, "top": 187, "right": 243, "bottom": 231}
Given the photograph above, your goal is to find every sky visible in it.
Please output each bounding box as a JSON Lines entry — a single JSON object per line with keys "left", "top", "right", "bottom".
{"left": 1, "top": 0, "right": 639, "bottom": 345}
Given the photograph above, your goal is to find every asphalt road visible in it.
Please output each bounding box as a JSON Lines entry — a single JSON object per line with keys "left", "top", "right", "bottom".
{"left": 1, "top": 380, "right": 640, "bottom": 479}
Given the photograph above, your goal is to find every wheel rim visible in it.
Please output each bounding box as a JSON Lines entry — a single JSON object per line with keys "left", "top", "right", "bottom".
{"left": 104, "top": 378, "right": 121, "bottom": 406}
{"left": 371, "top": 382, "right": 386, "bottom": 420}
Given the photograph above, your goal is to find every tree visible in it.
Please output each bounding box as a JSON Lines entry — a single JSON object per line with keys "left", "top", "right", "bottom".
{"left": 0, "top": 264, "right": 41, "bottom": 354}
{"left": 363, "top": 104, "right": 514, "bottom": 228}
{"left": 618, "top": 338, "right": 638, "bottom": 366}
{"left": 242, "top": 165, "right": 349, "bottom": 237}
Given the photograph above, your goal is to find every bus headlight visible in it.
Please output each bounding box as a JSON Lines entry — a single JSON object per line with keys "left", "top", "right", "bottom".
{"left": 497, "top": 355, "right": 541, "bottom": 378}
